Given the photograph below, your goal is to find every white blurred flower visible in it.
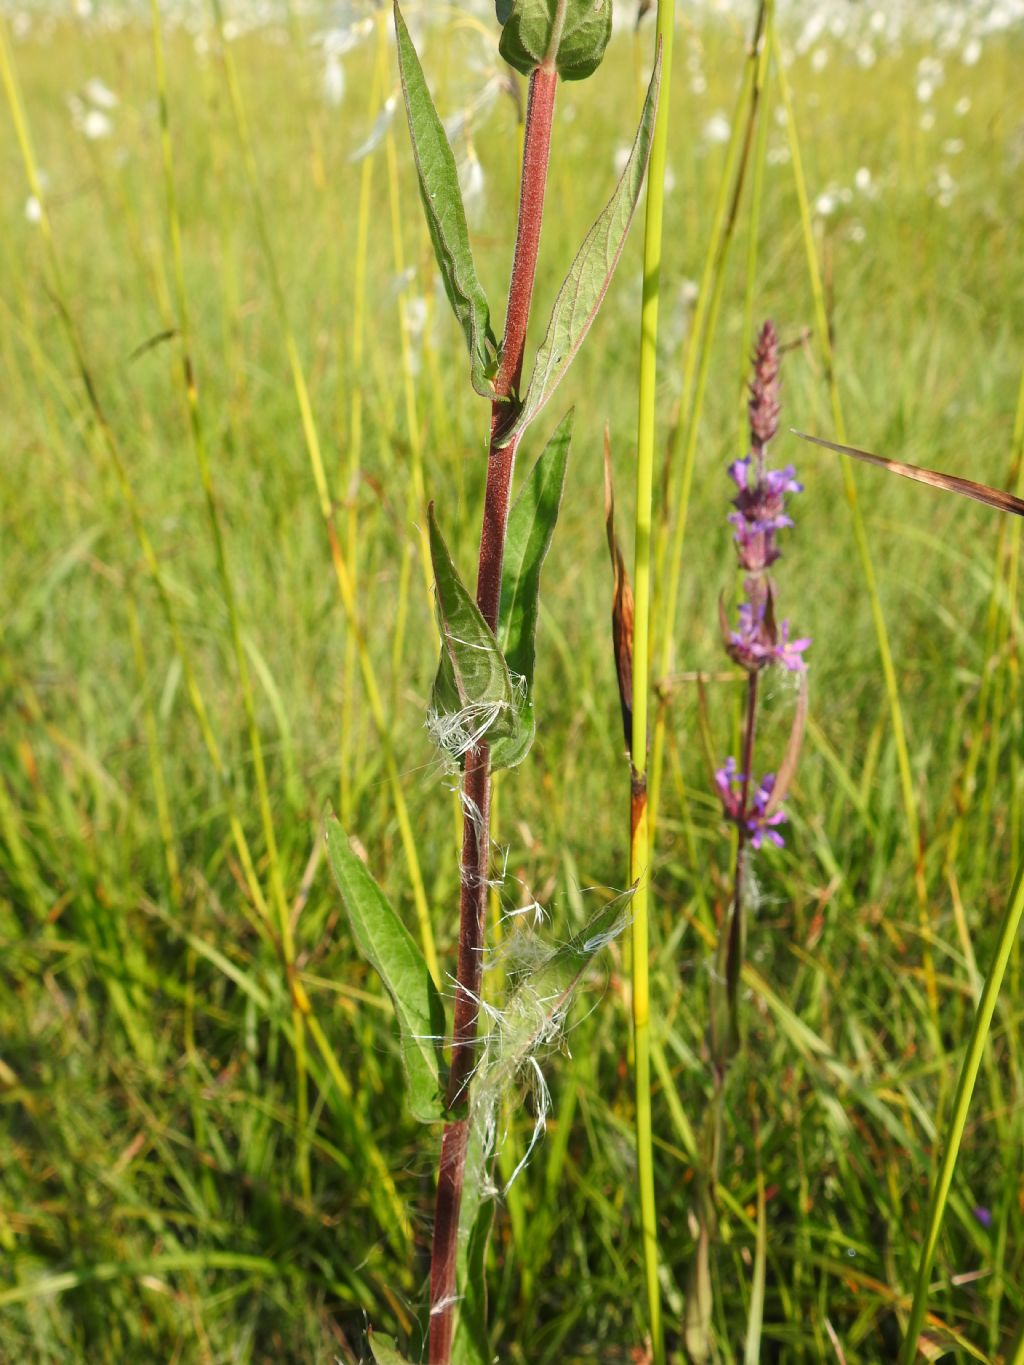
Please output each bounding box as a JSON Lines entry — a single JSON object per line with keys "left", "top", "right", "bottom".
{"left": 962, "top": 37, "right": 982, "bottom": 66}
{"left": 811, "top": 46, "right": 829, "bottom": 73}
{"left": 73, "top": 0, "right": 93, "bottom": 16}
{"left": 405, "top": 294, "right": 428, "bottom": 340}
{"left": 847, "top": 222, "right": 866, "bottom": 244}
{"left": 942, "top": 137, "right": 964, "bottom": 155}
{"left": 934, "top": 165, "right": 957, "bottom": 198}
{"left": 918, "top": 56, "right": 945, "bottom": 83}
{"left": 12, "top": 12, "right": 31, "bottom": 37}
{"left": 870, "top": 9, "right": 886, "bottom": 33}
{"left": 222, "top": 18, "right": 240, "bottom": 41}
{"left": 916, "top": 79, "right": 935, "bottom": 103}
{"left": 84, "top": 77, "right": 117, "bottom": 109}
{"left": 82, "top": 109, "right": 112, "bottom": 139}
{"left": 919, "top": 110, "right": 936, "bottom": 132}
{"left": 766, "top": 144, "right": 790, "bottom": 166}
{"left": 704, "top": 112, "right": 730, "bottom": 145}
{"left": 691, "top": 73, "right": 707, "bottom": 95}
{"left": 319, "top": 15, "right": 373, "bottom": 59}
{"left": 856, "top": 43, "right": 876, "bottom": 69}
{"left": 613, "top": 143, "right": 631, "bottom": 176}
{"left": 25, "top": 195, "right": 42, "bottom": 224}
{"left": 854, "top": 166, "right": 873, "bottom": 193}
{"left": 955, "top": 95, "right": 972, "bottom": 116}
{"left": 323, "top": 52, "right": 344, "bottom": 107}
{"left": 814, "top": 190, "right": 837, "bottom": 217}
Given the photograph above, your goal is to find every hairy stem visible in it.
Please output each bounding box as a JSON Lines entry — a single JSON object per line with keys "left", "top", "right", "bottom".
{"left": 428, "top": 65, "right": 558, "bottom": 1365}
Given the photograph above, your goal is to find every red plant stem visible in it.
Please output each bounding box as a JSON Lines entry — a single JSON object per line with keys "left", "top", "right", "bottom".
{"left": 428, "top": 65, "right": 558, "bottom": 1365}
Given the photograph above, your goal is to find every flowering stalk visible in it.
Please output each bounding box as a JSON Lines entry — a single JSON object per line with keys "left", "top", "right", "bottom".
{"left": 687, "top": 321, "right": 809, "bottom": 1356}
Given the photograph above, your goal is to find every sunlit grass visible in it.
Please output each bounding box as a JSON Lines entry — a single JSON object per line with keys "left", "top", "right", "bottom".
{"left": 1, "top": 3, "right": 1023, "bottom": 1359}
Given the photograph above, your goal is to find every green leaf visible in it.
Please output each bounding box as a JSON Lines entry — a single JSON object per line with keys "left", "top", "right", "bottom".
{"left": 394, "top": 3, "right": 497, "bottom": 397}
{"left": 497, "top": 51, "right": 662, "bottom": 448}
{"left": 498, "top": 0, "right": 613, "bottom": 81}
{"left": 489, "top": 410, "right": 573, "bottom": 770}
{"left": 369, "top": 1334, "right": 414, "bottom": 1365}
{"left": 324, "top": 818, "right": 445, "bottom": 1124}
{"left": 428, "top": 507, "right": 523, "bottom": 765}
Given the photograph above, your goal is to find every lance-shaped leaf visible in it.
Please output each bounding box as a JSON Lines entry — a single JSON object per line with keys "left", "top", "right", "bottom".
{"left": 394, "top": 3, "right": 497, "bottom": 397}
{"left": 498, "top": 0, "right": 613, "bottom": 81}
{"left": 496, "top": 50, "right": 662, "bottom": 448}
{"left": 324, "top": 818, "right": 446, "bottom": 1124}
{"left": 428, "top": 507, "right": 523, "bottom": 764}
{"left": 489, "top": 410, "right": 573, "bottom": 770}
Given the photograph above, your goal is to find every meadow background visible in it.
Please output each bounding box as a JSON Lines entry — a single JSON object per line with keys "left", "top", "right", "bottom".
{"left": 2, "top": 0, "right": 1024, "bottom": 1359}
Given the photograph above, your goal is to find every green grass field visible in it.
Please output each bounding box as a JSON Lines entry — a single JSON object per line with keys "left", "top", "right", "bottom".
{"left": 2, "top": 2, "right": 1023, "bottom": 1360}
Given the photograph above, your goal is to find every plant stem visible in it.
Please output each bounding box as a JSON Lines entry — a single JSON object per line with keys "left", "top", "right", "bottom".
{"left": 629, "top": 0, "right": 674, "bottom": 1359}
{"left": 428, "top": 65, "right": 558, "bottom": 1365}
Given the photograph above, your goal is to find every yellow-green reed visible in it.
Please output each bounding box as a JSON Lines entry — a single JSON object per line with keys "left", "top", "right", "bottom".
{"left": 629, "top": 1, "right": 675, "bottom": 1360}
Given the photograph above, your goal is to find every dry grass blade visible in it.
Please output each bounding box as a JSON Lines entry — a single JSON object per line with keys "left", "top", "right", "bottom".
{"left": 793, "top": 430, "right": 1024, "bottom": 518}
{"left": 764, "top": 672, "right": 807, "bottom": 817}
{"left": 604, "top": 423, "right": 635, "bottom": 752}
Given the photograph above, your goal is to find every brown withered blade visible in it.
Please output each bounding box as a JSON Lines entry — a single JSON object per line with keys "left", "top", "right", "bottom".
{"left": 792, "top": 430, "right": 1024, "bottom": 518}
{"left": 764, "top": 673, "right": 808, "bottom": 818}
{"left": 604, "top": 424, "right": 635, "bottom": 754}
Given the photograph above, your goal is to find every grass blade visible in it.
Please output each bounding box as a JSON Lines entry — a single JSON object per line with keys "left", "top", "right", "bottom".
{"left": 900, "top": 855, "right": 1024, "bottom": 1362}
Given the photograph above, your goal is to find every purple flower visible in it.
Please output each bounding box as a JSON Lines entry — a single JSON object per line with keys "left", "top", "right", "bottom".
{"left": 729, "top": 462, "right": 803, "bottom": 571}
{"left": 714, "top": 759, "right": 789, "bottom": 849}
{"left": 725, "top": 585, "right": 810, "bottom": 674}
{"left": 748, "top": 774, "right": 787, "bottom": 849}
{"left": 972, "top": 1205, "right": 993, "bottom": 1229}
{"left": 774, "top": 620, "right": 812, "bottom": 673}
{"left": 714, "top": 757, "right": 744, "bottom": 822}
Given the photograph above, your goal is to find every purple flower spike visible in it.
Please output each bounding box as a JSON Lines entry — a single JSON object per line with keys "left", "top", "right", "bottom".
{"left": 749, "top": 319, "right": 781, "bottom": 452}
{"left": 723, "top": 321, "right": 809, "bottom": 674}
{"left": 972, "top": 1205, "right": 993, "bottom": 1229}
